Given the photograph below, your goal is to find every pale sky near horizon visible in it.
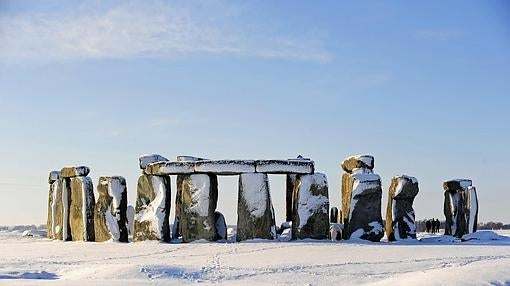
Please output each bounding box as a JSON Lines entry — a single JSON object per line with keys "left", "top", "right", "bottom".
{"left": 1, "top": 0, "right": 509, "bottom": 226}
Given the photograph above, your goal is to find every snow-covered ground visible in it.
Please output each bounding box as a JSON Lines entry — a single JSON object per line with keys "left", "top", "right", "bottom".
{"left": 1, "top": 229, "right": 510, "bottom": 285}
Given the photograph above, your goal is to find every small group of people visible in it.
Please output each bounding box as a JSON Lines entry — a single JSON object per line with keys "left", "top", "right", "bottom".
{"left": 425, "top": 218, "right": 441, "bottom": 233}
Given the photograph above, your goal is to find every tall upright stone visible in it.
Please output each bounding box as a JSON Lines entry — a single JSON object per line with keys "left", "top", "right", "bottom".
{"left": 178, "top": 174, "right": 218, "bottom": 242}
{"left": 386, "top": 175, "right": 419, "bottom": 241}
{"left": 341, "top": 155, "right": 384, "bottom": 242}
{"left": 94, "top": 176, "right": 128, "bottom": 242}
{"left": 285, "top": 174, "right": 297, "bottom": 222}
{"left": 443, "top": 179, "right": 478, "bottom": 238}
{"left": 47, "top": 171, "right": 61, "bottom": 239}
{"left": 60, "top": 166, "right": 95, "bottom": 242}
{"left": 237, "top": 173, "right": 276, "bottom": 241}
{"left": 292, "top": 173, "right": 329, "bottom": 240}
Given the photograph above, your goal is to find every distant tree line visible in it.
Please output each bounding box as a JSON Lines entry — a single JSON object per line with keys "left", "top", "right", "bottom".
{"left": 416, "top": 220, "right": 510, "bottom": 232}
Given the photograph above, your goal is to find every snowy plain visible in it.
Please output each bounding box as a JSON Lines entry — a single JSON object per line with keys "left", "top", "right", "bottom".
{"left": 1, "top": 229, "right": 509, "bottom": 285}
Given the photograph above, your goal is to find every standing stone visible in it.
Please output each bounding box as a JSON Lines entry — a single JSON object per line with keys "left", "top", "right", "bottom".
{"left": 69, "top": 176, "right": 95, "bottom": 241}
{"left": 443, "top": 179, "right": 478, "bottom": 238}
{"left": 178, "top": 174, "right": 218, "bottom": 242}
{"left": 292, "top": 173, "right": 329, "bottom": 240}
{"left": 94, "top": 176, "right": 128, "bottom": 242}
{"left": 285, "top": 174, "right": 297, "bottom": 222}
{"left": 385, "top": 175, "right": 419, "bottom": 241}
{"left": 52, "top": 179, "right": 64, "bottom": 240}
{"left": 214, "top": 211, "right": 227, "bottom": 240}
{"left": 330, "top": 207, "right": 339, "bottom": 223}
{"left": 341, "top": 155, "right": 384, "bottom": 242}
{"left": 134, "top": 174, "right": 171, "bottom": 242}
{"left": 127, "top": 205, "right": 135, "bottom": 236}
{"left": 237, "top": 173, "right": 276, "bottom": 241}
{"left": 61, "top": 178, "right": 73, "bottom": 241}
{"left": 47, "top": 171, "right": 60, "bottom": 239}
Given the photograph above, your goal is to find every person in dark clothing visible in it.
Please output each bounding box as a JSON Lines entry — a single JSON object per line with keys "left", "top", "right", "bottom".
{"left": 426, "top": 220, "right": 431, "bottom": 233}
{"left": 435, "top": 218, "right": 441, "bottom": 233}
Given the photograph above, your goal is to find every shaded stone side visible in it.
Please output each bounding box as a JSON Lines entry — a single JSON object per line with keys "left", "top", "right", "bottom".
{"left": 330, "top": 207, "right": 339, "bottom": 223}
{"left": 214, "top": 211, "right": 227, "bottom": 241}
{"left": 52, "top": 179, "right": 64, "bottom": 240}
{"left": 443, "top": 179, "right": 477, "bottom": 238}
{"left": 94, "top": 176, "right": 128, "bottom": 242}
{"left": 62, "top": 178, "right": 73, "bottom": 241}
{"left": 237, "top": 173, "right": 276, "bottom": 241}
{"left": 134, "top": 174, "right": 171, "bottom": 242}
{"left": 466, "top": 186, "right": 479, "bottom": 234}
{"left": 47, "top": 180, "right": 57, "bottom": 239}
{"left": 69, "top": 177, "right": 95, "bottom": 241}
{"left": 285, "top": 174, "right": 297, "bottom": 222}
{"left": 179, "top": 174, "right": 218, "bottom": 242}
{"left": 385, "top": 176, "right": 419, "bottom": 241}
{"left": 292, "top": 173, "right": 329, "bottom": 240}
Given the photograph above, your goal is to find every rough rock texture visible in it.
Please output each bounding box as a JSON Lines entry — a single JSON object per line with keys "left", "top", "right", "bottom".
{"left": 94, "top": 176, "right": 128, "bottom": 242}
{"left": 292, "top": 173, "right": 329, "bottom": 240}
{"left": 178, "top": 174, "right": 218, "bottom": 242}
{"left": 386, "top": 175, "right": 419, "bottom": 241}
{"left": 69, "top": 177, "right": 95, "bottom": 241}
{"left": 134, "top": 174, "right": 171, "bottom": 242}
{"left": 61, "top": 166, "right": 90, "bottom": 178}
{"left": 443, "top": 179, "right": 478, "bottom": 238}
{"left": 285, "top": 174, "right": 297, "bottom": 222}
{"left": 214, "top": 211, "right": 227, "bottom": 241}
{"left": 51, "top": 179, "right": 64, "bottom": 240}
{"left": 341, "top": 155, "right": 374, "bottom": 173}
{"left": 127, "top": 205, "right": 135, "bottom": 236}
{"left": 237, "top": 173, "right": 276, "bottom": 241}
{"left": 194, "top": 160, "right": 256, "bottom": 175}
{"left": 341, "top": 171, "right": 384, "bottom": 242}
{"left": 47, "top": 171, "right": 60, "bottom": 239}
{"left": 139, "top": 154, "right": 168, "bottom": 169}
{"left": 330, "top": 207, "right": 339, "bottom": 223}
{"left": 145, "top": 161, "right": 195, "bottom": 175}
{"left": 255, "top": 160, "right": 314, "bottom": 174}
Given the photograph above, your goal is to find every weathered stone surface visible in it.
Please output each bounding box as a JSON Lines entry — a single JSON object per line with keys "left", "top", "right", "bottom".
{"left": 443, "top": 179, "right": 478, "bottom": 238}
{"left": 94, "top": 176, "right": 128, "bottom": 242}
{"left": 177, "top": 156, "right": 207, "bottom": 162}
{"left": 48, "top": 171, "right": 60, "bottom": 184}
{"left": 255, "top": 160, "right": 314, "bottom": 174}
{"left": 61, "top": 178, "right": 72, "bottom": 241}
{"left": 69, "top": 177, "right": 95, "bottom": 241}
{"left": 144, "top": 161, "right": 195, "bottom": 175}
{"left": 341, "top": 155, "right": 374, "bottom": 173}
{"left": 47, "top": 177, "right": 62, "bottom": 239}
{"left": 61, "top": 166, "right": 90, "bottom": 178}
{"left": 292, "top": 173, "right": 329, "bottom": 240}
{"left": 341, "top": 171, "right": 384, "bottom": 242}
{"left": 134, "top": 174, "right": 171, "bottom": 242}
{"left": 214, "top": 211, "right": 227, "bottom": 240}
{"left": 330, "top": 207, "right": 339, "bottom": 223}
{"left": 179, "top": 174, "right": 218, "bottom": 242}
{"left": 139, "top": 154, "right": 168, "bottom": 169}
{"left": 194, "top": 160, "right": 256, "bottom": 175}
{"left": 386, "top": 175, "right": 419, "bottom": 241}
{"left": 237, "top": 173, "right": 276, "bottom": 241}
{"left": 285, "top": 174, "right": 297, "bottom": 222}
{"left": 127, "top": 205, "right": 135, "bottom": 236}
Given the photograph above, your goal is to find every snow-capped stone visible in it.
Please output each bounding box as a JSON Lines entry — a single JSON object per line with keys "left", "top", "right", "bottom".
{"left": 466, "top": 186, "right": 479, "bottom": 234}
{"left": 194, "top": 160, "right": 256, "bottom": 175}
{"left": 68, "top": 176, "right": 95, "bottom": 241}
{"left": 386, "top": 175, "right": 419, "bottom": 241}
{"left": 48, "top": 171, "right": 60, "bottom": 184}
{"left": 94, "top": 176, "right": 128, "bottom": 242}
{"left": 138, "top": 154, "right": 169, "bottom": 170}
{"left": 341, "top": 170, "right": 384, "bottom": 242}
{"left": 330, "top": 207, "right": 339, "bottom": 223}
{"left": 144, "top": 161, "right": 195, "bottom": 175}
{"left": 443, "top": 179, "right": 472, "bottom": 192}
{"left": 292, "top": 173, "right": 329, "bottom": 240}
{"left": 341, "top": 155, "right": 374, "bottom": 173}
{"left": 176, "top": 155, "right": 207, "bottom": 162}
{"left": 178, "top": 174, "right": 218, "bottom": 242}
{"left": 46, "top": 177, "right": 62, "bottom": 239}
{"left": 330, "top": 223, "right": 343, "bottom": 241}
{"left": 255, "top": 160, "right": 314, "bottom": 174}
{"left": 214, "top": 211, "right": 227, "bottom": 240}
{"left": 443, "top": 179, "right": 478, "bottom": 238}
{"left": 134, "top": 174, "right": 171, "bottom": 242}
{"left": 237, "top": 173, "right": 276, "bottom": 241}
{"left": 285, "top": 174, "right": 298, "bottom": 222}
{"left": 60, "top": 166, "right": 90, "bottom": 178}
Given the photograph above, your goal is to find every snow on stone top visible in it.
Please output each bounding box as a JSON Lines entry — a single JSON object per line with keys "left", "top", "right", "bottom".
{"left": 48, "top": 171, "right": 61, "bottom": 184}
{"left": 139, "top": 154, "right": 169, "bottom": 169}
{"left": 392, "top": 175, "right": 419, "bottom": 199}
{"left": 351, "top": 172, "right": 380, "bottom": 183}
{"left": 60, "top": 166, "right": 90, "bottom": 178}
{"left": 443, "top": 179, "right": 473, "bottom": 192}
{"left": 145, "top": 161, "right": 195, "bottom": 175}
{"left": 176, "top": 156, "right": 208, "bottom": 162}
{"left": 341, "top": 155, "right": 374, "bottom": 173}
{"left": 393, "top": 175, "right": 418, "bottom": 184}
{"left": 194, "top": 160, "right": 256, "bottom": 175}
{"left": 107, "top": 176, "right": 126, "bottom": 213}
{"left": 255, "top": 160, "right": 314, "bottom": 174}
{"left": 240, "top": 173, "right": 268, "bottom": 219}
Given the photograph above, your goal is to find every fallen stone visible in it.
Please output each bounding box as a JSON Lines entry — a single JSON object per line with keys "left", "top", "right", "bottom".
{"left": 214, "top": 211, "right": 227, "bottom": 240}
{"left": 139, "top": 154, "right": 169, "bottom": 169}
{"left": 69, "top": 176, "right": 95, "bottom": 241}
{"left": 386, "top": 175, "right": 419, "bottom": 241}
{"left": 194, "top": 160, "right": 256, "bottom": 175}
{"left": 342, "top": 172, "right": 384, "bottom": 242}
{"left": 61, "top": 166, "right": 90, "bottom": 178}
{"left": 144, "top": 161, "right": 195, "bottom": 175}
{"left": 133, "top": 174, "right": 171, "bottom": 242}
{"left": 341, "top": 155, "right": 374, "bottom": 173}
{"left": 178, "top": 174, "right": 218, "bottom": 242}
{"left": 292, "top": 173, "right": 329, "bottom": 240}
{"left": 94, "top": 176, "right": 128, "bottom": 242}
{"left": 237, "top": 173, "right": 276, "bottom": 241}
{"left": 255, "top": 160, "right": 314, "bottom": 174}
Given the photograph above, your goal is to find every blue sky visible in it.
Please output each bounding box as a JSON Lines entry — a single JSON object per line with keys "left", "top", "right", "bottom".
{"left": 1, "top": 0, "right": 509, "bottom": 225}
